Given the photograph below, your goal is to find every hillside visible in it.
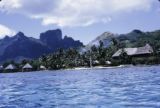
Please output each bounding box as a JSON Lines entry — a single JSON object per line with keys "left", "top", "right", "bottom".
{"left": 86, "top": 32, "right": 118, "bottom": 48}
{"left": 86, "top": 29, "right": 160, "bottom": 50}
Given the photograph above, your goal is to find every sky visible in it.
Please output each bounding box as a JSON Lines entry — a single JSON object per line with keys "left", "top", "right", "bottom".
{"left": 0, "top": 0, "right": 160, "bottom": 44}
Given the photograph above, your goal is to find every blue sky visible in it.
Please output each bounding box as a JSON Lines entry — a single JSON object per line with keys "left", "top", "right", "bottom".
{"left": 0, "top": 0, "right": 160, "bottom": 44}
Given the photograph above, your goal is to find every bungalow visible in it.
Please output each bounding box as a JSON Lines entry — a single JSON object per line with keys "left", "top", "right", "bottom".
{"left": 112, "top": 44, "right": 153, "bottom": 58}
{"left": 93, "top": 60, "right": 100, "bottom": 65}
{"left": 105, "top": 61, "right": 112, "bottom": 65}
{"left": 0, "top": 65, "right": 3, "bottom": 70}
{"left": 5, "top": 64, "right": 16, "bottom": 72}
{"left": 22, "top": 63, "right": 33, "bottom": 72}
{"left": 0, "top": 65, "right": 3, "bottom": 72}
{"left": 40, "top": 65, "right": 46, "bottom": 70}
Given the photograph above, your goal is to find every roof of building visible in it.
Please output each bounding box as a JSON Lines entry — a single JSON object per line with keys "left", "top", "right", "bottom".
{"left": 23, "top": 63, "right": 32, "bottom": 69}
{"left": 105, "top": 61, "right": 111, "bottom": 65}
{"left": 0, "top": 65, "right": 3, "bottom": 69}
{"left": 40, "top": 65, "right": 46, "bottom": 69}
{"left": 5, "top": 64, "right": 16, "bottom": 70}
{"left": 93, "top": 60, "right": 99, "bottom": 64}
{"left": 112, "top": 44, "right": 153, "bottom": 57}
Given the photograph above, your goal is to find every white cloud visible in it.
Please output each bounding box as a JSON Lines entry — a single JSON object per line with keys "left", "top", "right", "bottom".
{"left": 0, "top": 0, "right": 156, "bottom": 27}
{"left": 0, "top": 0, "right": 21, "bottom": 13}
{"left": 0, "top": 24, "right": 16, "bottom": 38}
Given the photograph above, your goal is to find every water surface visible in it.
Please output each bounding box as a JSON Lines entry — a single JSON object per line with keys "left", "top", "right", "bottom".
{"left": 0, "top": 66, "right": 160, "bottom": 108}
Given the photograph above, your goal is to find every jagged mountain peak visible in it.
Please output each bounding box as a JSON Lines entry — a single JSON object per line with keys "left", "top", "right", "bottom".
{"left": 16, "top": 31, "right": 25, "bottom": 36}
{"left": 3, "top": 36, "right": 10, "bottom": 40}
{"left": 14, "top": 32, "right": 28, "bottom": 40}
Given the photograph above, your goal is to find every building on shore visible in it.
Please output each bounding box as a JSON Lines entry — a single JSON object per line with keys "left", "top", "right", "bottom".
{"left": 0, "top": 65, "right": 3, "bottom": 69}
{"left": 5, "top": 64, "right": 17, "bottom": 72}
{"left": 40, "top": 65, "right": 46, "bottom": 70}
{"left": 22, "top": 63, "right": 33, "bottom": 72}
{"left": 112, "top": 44, "right": 153, "bottom": 58}
{"left": 93, "top": 60, "right": 100, "bottom": 65}
{"left": 0, "top": 65, "right": 3, "bottom": 72}
{"left": 105, "top": 61, "right": 112, "bottom": 65}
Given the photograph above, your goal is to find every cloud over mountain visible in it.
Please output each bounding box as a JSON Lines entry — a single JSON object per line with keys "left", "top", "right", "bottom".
{"left": 0, "top": 24, "right": 16, "bottom": 38}
{"left": 0, "top": 0, "right": 156, "bottom": 27}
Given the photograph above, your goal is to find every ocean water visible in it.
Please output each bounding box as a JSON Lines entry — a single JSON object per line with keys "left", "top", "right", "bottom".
{"left": 0, "top": 66, "right": 160, "bottom": 108}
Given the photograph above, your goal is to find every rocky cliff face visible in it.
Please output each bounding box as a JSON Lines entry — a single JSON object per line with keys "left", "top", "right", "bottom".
{"left": 40, "top": 29, "right": 83, "bottom": 51}
{"left": 40, "top": 29, "right": 63, "bottom": 51}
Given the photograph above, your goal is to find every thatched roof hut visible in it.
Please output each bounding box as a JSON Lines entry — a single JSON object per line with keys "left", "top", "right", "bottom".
{"left": 105, "top": 61, "right": 111, "bottom": 65}
{"left": 0, "top": 65, "right": 3, "bottom": 71}
{"left": 40, "top": 65, "right": 46, "bottom": 70}
{"left": 112, "top": 44, "right": 153, "bottom": 58}
{"left": 5, "top": 64, "right": 16, "bottom": 70}
{"left": 93, "top": 60, "right": 99, "bottom": 64}
{"left": 23, "top": 63, "right": 32, "bottom": 69}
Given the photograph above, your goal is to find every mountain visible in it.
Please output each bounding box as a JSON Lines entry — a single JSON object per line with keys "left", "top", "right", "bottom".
{"left": 40, "top": 29, "right": 83, "bottom": 51}
{"left": 117, "top": 30, "right": 160, "bottom": 49}
{"left": 118, "top": 29, "right": 146, "bottom": 42}
{"left": 0, "top": 29, "right": 83, "bottom": 63}
{"left": 40, "top": 29, "right": 62, "bottom": 51}
{"left": 85, "top": 32, "right": 118, "bottom": 50}
{"left": 86, "top": 29, "right": 160, "bottom": 50}
{"left": 62, "top": 36, "right": 84, "bottom": 49}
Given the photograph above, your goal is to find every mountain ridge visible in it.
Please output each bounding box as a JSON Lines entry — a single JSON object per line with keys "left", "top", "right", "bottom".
{"left": 85, "top": 29, "right": 160, "bottom": 50}
{"left": 0, "top": 29, "right": 83, "bottom": 63}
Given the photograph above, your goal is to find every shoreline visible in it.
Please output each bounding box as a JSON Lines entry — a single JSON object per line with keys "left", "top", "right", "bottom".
{"left": 64, "top": 64, "right": 160, "bottom": 71}
{"left": 65, "top": 66, "right": 122, "bottom": 71}
{"left": 65, "top": 65, "right": 134, "bottom": 71}
{"left": 0, "top": 64, "right": 159, "bottom": 74}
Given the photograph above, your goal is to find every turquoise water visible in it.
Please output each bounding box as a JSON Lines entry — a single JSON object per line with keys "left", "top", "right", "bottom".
{"left": 0, "top": 66, "right": 160, "bottom": 108}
